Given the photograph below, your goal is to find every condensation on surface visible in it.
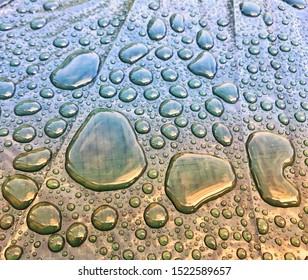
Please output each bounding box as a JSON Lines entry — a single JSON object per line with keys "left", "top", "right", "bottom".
{"left": 0, "top": 0, "right": 307, "bottom": 260}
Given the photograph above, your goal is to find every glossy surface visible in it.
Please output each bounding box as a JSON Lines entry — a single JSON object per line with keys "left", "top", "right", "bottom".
{"left": 0, "top": 0, "right": 307, "bottom": 261}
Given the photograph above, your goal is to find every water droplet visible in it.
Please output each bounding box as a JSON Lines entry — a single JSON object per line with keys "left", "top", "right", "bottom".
{"left": 99, "top": 85, "right": 117, "bottom": 98}
{"left": 66, "top": 109, "right": 147, "bottom": 191}
{"left": 46, "top": 178, "right": 60, "bottom": 189}
{"left": 177, "top": 48, "right": 193, "bottom": 60}
{"left": 119, "top": 86, "right": 137, "bottom": 102}
{"left": 13, "top": 125, "right": 36, "bottom": 143}
{"left": 66, "top": 222, "right": 88, "bottom": 247}
{"left": 50, "top": 50, "right": 100, "bottom": 90}
{"left": 237, "top": 248, "right": 247, "bottom": 259}
{"left": 150, "top": 135, "right": 165, "bottom": 149}
{"left": 165, "top": 153, "right": 236, "bottom": 214}
{"left": 155, "top": 46, "right": 173, "bottom": 61}
{"left": 0, "top": 214, "right": 14, "bottom": 230}
{"left": 263, "top": 12, "right": 273, "bottom": 26}
{"left": 205, "top": 97, "right": 224, "bottom": 117}
{"left": 212, "top": 122, "right": 233, "bottom": 146}
{"left": 191, "top": 123, "right": 207, "bottom": 138}
{"left": 30, "top": 18, "right": 47, "bottom": 30}
{"left": 175, "top": 116, "right": 188, "bottom": 127}
{"left": 240, "top": 2, "right": 261, "bottom": 17}
{"left": 2, "top": 174, "right": 38, "bottom": 210}
{"left": 161, "top": 68, "right": 178, "bottom": 82}
{"left": 247, "top": 132, "right": 300, "bottom": 207}
{"left": 135, "top": 228, "right": 147, "bottom": 240}
{"left": 283, "top": 0, "right": 306, "bottom": 9}
{"left": 91, "top": 205, "right": 118, "bottom": 231}
{"left": 14, "top": 100, "right": 41, "bottom": 116}
{"left": 204, "top": 235, "right": 217, "bottom": 250}
{"left": 188, "top": 51, "right": 217, "bottom": 79}
{"left": 27, "top": 202, "right": 62, "bottom": 234}
{"left": 170, "top": 13, "right": 185, "bottom": 33}
{"left": 144, "top": 88, "right": 160, "bottom": 100}
{"left": 135, "top": 119, "right": 151, "bottom": 134}
{"left": 274, "top": 215, "right": 286, "bottom": 228}
{"left": 118, "top": 248, "right": 133, "bottom": 260}
{"left": 242, "top": 230, "right": 252, "bottom": 242}
{"left": 294, "top": 111, "right": 306, "bottom": 123}
{"left": 129, "top": 67, "right": 153, "bottom": 86}
{"left": 196, "top": 30, "right": 214, "bottom": 50}
{"left": 161, "top": 123, "right": 179, "bottom": 140}
{"left": 53, "top": 37, "right": 69, "bottom": 48}
{"left": 244, "top": 92, "right": 257, "bottom": 103}
{"left": 43, "top": 1, "right": 59, "bottom": 11}
{"left": 109, "top": 69, "right": 124, "bottom": 84}
{"left": 212, "top": 82, "right": 239, "bottom": 104}
{"left": 159, "top": 99, "right": 183, "bottom": 118}
{"left": 262, "top": 252, "right": 273, "bottom": 260}
{"left": 0, "top": 78, "right": 15, "bottom": 100}
{"left": 40, "top": 88, "right": 54, "bottom": 99}
{"left": 218, "top": 228, "right": 229, "bottom": 240}
{"left": 48, "top": 233, "right": 65, "bottom": 252}
{"left": 44, "top": 118, "right": 67, "bottom": 138}
{"left": 169, "top": 84, "right": 188, "bottom": 99}
{"left": 59, "top": 102, "right": 79, "bottom": 118}
{"left": 147, "top": 18, "right": 166, "bottom": 41}
{"left": 119, "top": 43, "right": 148, "bottom": 64}
{"left": 13, "top": 148, "right": 52, "bottom": 172}
{"left": 144, "top": 202, "right": 168, "bottom": 228}
{"left": 256, "top": 218, "right": 269, "bottom": 235}
{"left": 4, "top": 245, "right": 23, "bottom": 260}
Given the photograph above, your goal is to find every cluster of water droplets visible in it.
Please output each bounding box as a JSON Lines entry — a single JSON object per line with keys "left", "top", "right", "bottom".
{"left": 0, "top": 0, "right": 307, "bottom": 260}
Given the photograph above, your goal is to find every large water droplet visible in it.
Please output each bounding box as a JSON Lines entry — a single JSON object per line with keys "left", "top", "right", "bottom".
{"left": 129, "top": 67, "right": 153, "bottom": 86}
{"left": 205, "top": 97, "right": 224, "bottom": 117}
{"left": 66, "top": 109, "right": 147, "bottom": 191}
{"left": 155, "top": 46, "right": 173, "bottom": 61}
{"left": 170, "top": 13, "right": 185, "bottom": 33}
{"left": 188, "top": 51, "right": 217, "bottom": 79}
{"left": 196, "top": 30, "right": 214, "bottom": 50}
{"left": 0, "top": 78, "right": 15, "bottom": 100}
{"left": 247, "top": 132, "right": 300, "bottom": 207}
{"left": 50, "top": 50, "right": 100, "bottom": 90}
{"left": 13, "top": 125, "right": 36, "bottom": 143}
{"left": 27, "top": 202, "right": 62, "bottom": 234}
{"left": 239, "top": 2, "right": 261, "bottom": 17}
{"left": 4, "top": 245, "right": 23, "bottom": 260}
{"left": 14, "top": 100, "right": 41, "bottom": 116}
{"left": 30, "top": 18, "right": 47, "bottom": 30}
{"left": 159, "top": 99, "right": 183, "bottom": 118}
{"left": 283, "top": 0, "right": 306, "bottom": 9}
{"left": 13, "top": 148, "right": 52, "bottom": 172}
{"left": 212, "top": 82, "right": 239, "bottom": 104}
{"left": 119, "top": 43, "right": 148, "bottom": 64}
{"left": 165, "top": 153, "right": 236, "bottom": 214}
{"left": 44, "top": 118, "right": 67, "bottom": 138}
{"left": 147, "top": 18, "right": 166, "bottom": 41}
{"left": 161, "top": 123, "right": 179, "bottom": 140}
{"left": 169, "top": 84, "right": 188, "bottom": 99}
{"left": 2, "top": 174, "right": 38, "bottom": 210}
